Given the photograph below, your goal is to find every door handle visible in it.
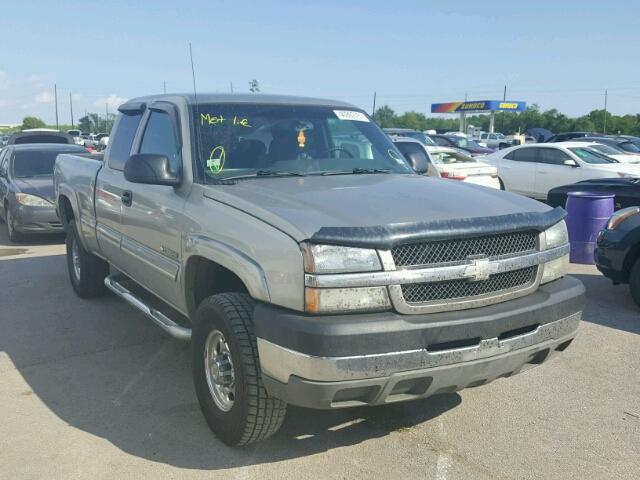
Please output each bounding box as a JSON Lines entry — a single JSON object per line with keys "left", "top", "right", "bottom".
{"left": 121, "top": 190, "right": 133, "bottom": 207}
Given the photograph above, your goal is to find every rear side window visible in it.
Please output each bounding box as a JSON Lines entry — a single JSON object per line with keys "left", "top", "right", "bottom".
{"left": 505, "top": 147, "right": 538, "bottom": 162}
{"left": 138, "top": 111, "right": 180, "bottom": 171}
{"left": 108, "top": 112, "right": 143, "bottom": 170}
{"left": 538, "top": 148, "right": 571, "bottom": 165}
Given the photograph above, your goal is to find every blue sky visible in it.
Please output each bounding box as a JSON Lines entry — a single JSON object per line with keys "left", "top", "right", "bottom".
{"left": 1, "top": 0, "right": 639, "bottom": 125}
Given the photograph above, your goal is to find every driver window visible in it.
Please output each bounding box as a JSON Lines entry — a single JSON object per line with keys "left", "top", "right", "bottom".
{"left": 139, "top": 111, "right": 180, "bottom": 171}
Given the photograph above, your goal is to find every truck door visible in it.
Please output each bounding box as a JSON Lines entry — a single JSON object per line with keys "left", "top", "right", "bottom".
{"left": 94, "top": 105, "right": 145, "bottom": 269}
{"left": 119, "top": 102, "right": 186, "bottom": 310}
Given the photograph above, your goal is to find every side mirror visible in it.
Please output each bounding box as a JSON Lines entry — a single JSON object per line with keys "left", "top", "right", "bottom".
{"left": 404, "top": 152, "right": 430, "bottom": 175}
{"left": 124, "top": 153, "right": 181, "bottom": 186}
{"left": 563, "top": 159, "right": 578, "bottom": 167}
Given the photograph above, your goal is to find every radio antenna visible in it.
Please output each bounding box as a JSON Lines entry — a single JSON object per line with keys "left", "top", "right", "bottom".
{"left": 189, "top": 42, "right": 204, "bottom": 176}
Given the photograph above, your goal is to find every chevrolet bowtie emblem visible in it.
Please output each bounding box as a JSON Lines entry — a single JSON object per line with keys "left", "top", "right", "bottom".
{"left": 465, "top": 256, "right": 491, "bottom": 282}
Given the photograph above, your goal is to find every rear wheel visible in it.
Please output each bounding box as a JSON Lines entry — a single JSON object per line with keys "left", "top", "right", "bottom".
{"left": 6, "top": 208, "right": 23, "bottom": 243}
{"left": 65, "top": 220, "right": 109, "bottom": 298}
{"left": 192, "top": 292, "right": 287, "bottom": 446}
{"left": 629, "top": 258, "right": 640, "bottom": 307}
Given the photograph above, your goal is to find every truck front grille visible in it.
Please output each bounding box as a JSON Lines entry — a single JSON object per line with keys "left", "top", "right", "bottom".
{"left": 391, "top": 231, "right": 537, "bottom": 267}
{"left": 401, "top": 266, "right": 537, "bottom": 304}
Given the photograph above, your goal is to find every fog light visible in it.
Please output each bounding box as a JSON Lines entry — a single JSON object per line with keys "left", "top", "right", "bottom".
{"left": 304, "top": 287, "right": 391, "bottom": 314}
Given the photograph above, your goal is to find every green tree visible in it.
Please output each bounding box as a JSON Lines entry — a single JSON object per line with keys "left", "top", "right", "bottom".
{"left": 372, "top": 105, "right": 397, "bottom": 127}
{"left": 21, "top": 116, "right": 46, "bottom": 130}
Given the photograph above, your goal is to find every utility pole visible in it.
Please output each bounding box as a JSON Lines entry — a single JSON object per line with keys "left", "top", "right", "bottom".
{"left": 230, "top": 81, "right": 234, "bottom": 93}
{"left": 372, "top": 91, "right": 377, "bottom": 117}
{"left": 54, "top": 84, "right": 59, "bottom": 129}
{"left": 69, "top": 93, "right": 74, "bottom": 127}
{"left": 503, "top": 85, "right": 507, "bottom": 101}
{"left": 163, "top": 81, "right": 167, "bottom": 94}
{"left": 105, "top": 103, "right": 109, "bottom": 132}
{"left": 603, "top": 89, "right": 608, "bottom": 134}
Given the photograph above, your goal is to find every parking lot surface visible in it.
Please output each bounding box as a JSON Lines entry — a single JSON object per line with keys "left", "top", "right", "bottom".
{"left": 0, "top": 229, "right": 638, "bottom": 480}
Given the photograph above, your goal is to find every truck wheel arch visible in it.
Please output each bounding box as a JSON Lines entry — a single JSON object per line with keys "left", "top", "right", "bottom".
{"left": 57, "top": 195, "right": 75, "bottom": 229}
{"left": 183, "top": 239, "right": 271, "bottom": 320}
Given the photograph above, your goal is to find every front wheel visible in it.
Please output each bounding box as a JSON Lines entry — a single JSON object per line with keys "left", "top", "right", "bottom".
{"left": 6, "top": 208, "right": 23, "bottom": 243}
{"left": 192, "top": 292, "right": 287, "bottom": 446}
{"left": 65, "top": 220, "right": 109, "bottom": 298}
{"left": 629, "top": 258, "right": 640, "bottom": 307}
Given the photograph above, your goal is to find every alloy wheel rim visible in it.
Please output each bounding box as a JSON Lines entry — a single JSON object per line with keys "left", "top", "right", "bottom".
{"left": 204, "top": 329, "right": 236, "bottom": 412}
{"left": 6, "top": 210, "right": 13, "bottom": 236}
{"left": 71, "top": 239, "right": 81, "bottom": 280}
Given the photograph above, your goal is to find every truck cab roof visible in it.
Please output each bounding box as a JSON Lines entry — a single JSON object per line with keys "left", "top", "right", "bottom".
{"left": 119, "top": 93, "right": 359, "bottom": 111}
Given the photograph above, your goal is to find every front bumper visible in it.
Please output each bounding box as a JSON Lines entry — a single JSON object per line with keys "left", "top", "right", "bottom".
{"left": 594, "top": 229, "right": 628, "bottom": 283}
{"left": 255, "top": 276, "right": 584, "bottom": 409}
{"left": 13, "top": 205, "right": 63, "bottom": 234}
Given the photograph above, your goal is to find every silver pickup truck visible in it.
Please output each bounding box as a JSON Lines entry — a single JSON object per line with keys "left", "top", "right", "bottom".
{"left": 54, "top": 93, "right": 584, "bottom": 446}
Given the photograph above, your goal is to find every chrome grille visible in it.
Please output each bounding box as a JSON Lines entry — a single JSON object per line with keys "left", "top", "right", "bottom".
{"left": 401, "top": 266, "right": 537, "bottom": 304}
{"left": 391, "top": 232, "right": 537, "bottom": 267}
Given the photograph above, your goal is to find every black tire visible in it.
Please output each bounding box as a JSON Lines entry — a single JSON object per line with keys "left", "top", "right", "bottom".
{"left": 66, "top": 220, "right": 109, "bottom": 298}
{"left": 498, "top": 178, "right": 505, "bottom": 191}
{"left": 629, "top": 258, "right": 640, "bottom": 307}
{"left": 6, "top": 207, "right": 23, "bottom": 243}
{"left": 193, "top": 292, "right": 287, "bottom": 446}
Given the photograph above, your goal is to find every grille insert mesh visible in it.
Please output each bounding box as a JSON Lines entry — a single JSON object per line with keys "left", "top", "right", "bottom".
{"left": 391, "top": 232, "right": 537, "bottom": 267}
{"left": 401, "top": 266, "right": 537, "bottom": 304}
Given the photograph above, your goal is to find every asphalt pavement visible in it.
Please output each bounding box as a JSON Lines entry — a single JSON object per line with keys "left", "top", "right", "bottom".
{"left": 0, "top": 228, "right": 638, "bottom": 479}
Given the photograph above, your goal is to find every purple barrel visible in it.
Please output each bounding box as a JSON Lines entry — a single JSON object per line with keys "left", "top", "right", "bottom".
{"left": 565, "top": 192, "right": 614, "bottom": 264}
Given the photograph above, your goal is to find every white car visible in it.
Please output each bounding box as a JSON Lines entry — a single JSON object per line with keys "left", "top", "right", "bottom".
{"left": 484, "top": 142, "right": 640, "bottom": 200}
{"left": 392, "top": 138, "right": 500, "bottom": 189}
{"left": 581, "top": 142, "right": 640, "bottom": 164}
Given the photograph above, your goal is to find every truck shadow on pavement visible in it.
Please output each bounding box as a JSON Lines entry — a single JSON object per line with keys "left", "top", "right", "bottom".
{"left": 571, "top": 270, "right": 640, "bottom": 335}
{"left": 0, "top": 253, "right": 461, "bottom": 469}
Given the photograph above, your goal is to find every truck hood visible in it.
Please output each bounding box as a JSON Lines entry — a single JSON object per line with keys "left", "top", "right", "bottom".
{"left": 203, "top": 174, "right": 554, "bottom": 245}
{"left": 13, "top": 176, "right": 55, "bottom": 203}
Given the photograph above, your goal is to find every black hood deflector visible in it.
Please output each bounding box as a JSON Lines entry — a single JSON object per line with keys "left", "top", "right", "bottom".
{"left": 309, "top": 207, "right": 566, "bottom": 249}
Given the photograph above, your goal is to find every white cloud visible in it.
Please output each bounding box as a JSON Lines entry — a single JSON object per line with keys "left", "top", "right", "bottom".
{"left": 27, "top": 74, "right": 42, "bottom": 82}
{"left": 95, "top": 94, "right": 127, "bottom": 110}
{"left": 35, "top": 91, "right": 55, "bottom": 103}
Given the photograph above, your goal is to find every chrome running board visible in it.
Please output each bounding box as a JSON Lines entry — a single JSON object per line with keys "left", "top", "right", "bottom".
{"left": 104, "top": 274, "right": 192, "bottom": 341}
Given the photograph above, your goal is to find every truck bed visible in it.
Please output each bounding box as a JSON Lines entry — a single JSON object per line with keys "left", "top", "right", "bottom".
{"left": 54, "top": 153, "right": 104, "bottom": 252}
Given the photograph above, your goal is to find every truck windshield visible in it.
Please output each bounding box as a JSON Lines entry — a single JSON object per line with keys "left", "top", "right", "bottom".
{"left": 192, "top": 104, "right": 413, "bottom": 182}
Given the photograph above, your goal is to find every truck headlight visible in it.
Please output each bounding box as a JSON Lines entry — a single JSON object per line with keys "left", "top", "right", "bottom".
{"left": 15, "top": 193, "right": 53, "bottom": 207}
{"left": 540, "top": 220, "right": 569, "bottom": 284}
{"left": 301, "top": 243, "right": 381, "bottom": 273}
{"left": 301, "top": 243, "right": 390, "bottom": 313}
{"left": 304, "top": 286, "right": 391, "bottom": 314}
{"left": 542, "top": 220, "right": 568, "bottom": 250}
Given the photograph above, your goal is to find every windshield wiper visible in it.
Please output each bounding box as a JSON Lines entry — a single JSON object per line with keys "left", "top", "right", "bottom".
{"left": 217, "top": 170, "right": 307, "bottom": 182}
{"left": 321, "top": 168, "right": 391, "bottom": 176}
